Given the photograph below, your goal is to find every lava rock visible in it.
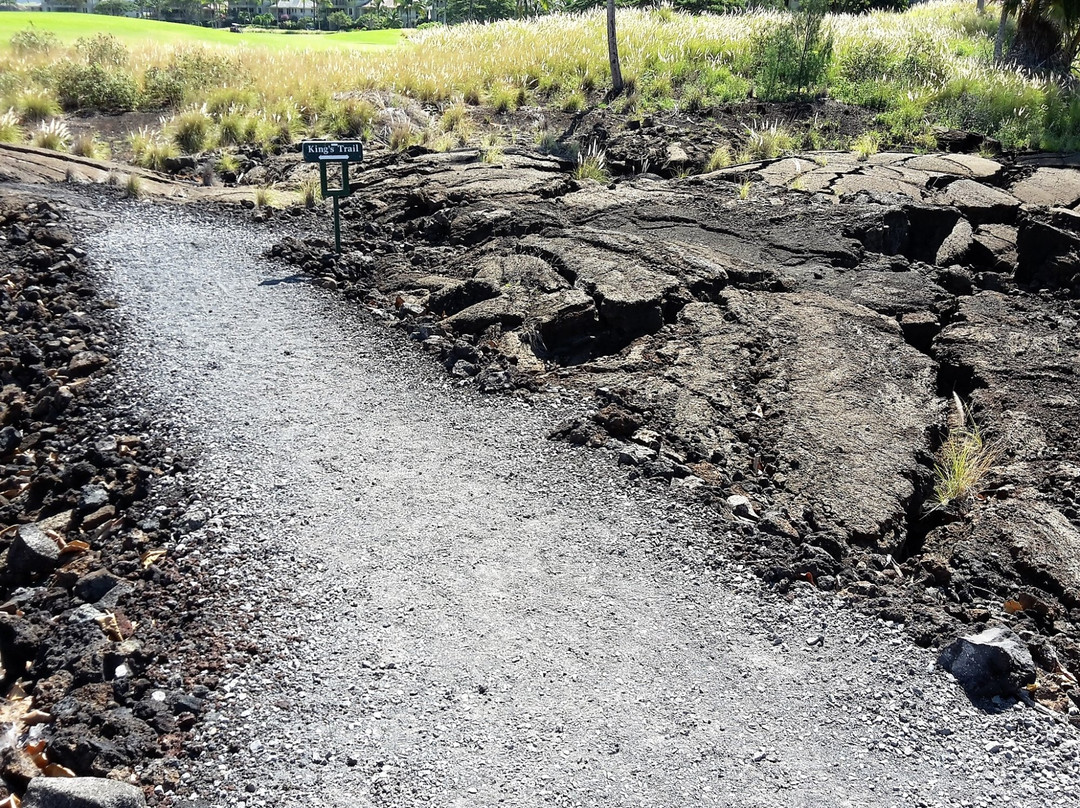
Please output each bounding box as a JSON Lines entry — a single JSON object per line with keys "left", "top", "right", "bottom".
{"left": 7, "top": 524, "right": 61, "bottom": 577}
{"left": 22, "top": 775, "right": 147, "bottom": 808}
{"left": 74, "top": 570, "right": 123, "bottom": 604}
{"left": 937, "top": 626, "right": 1036, "bottom": 699}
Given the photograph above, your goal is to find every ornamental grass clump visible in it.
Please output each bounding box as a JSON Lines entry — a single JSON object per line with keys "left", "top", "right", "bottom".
{"left": 30, "top": 118, "right": 69, "bottom": 151}
{"left": 933, "top": 394, "right": 998, "bottom": 507}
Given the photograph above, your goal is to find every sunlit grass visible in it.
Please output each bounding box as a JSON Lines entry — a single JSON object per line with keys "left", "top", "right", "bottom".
{"left": 0, "top": 4, "right": 1075, "bottom": 151}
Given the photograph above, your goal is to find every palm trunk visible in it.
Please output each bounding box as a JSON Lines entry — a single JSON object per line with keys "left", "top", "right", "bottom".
{"left": 994, "top": 5, "right": 1008, "bottom": 63}
{"left": 607, "top": 0, "right": 623, "bottom": 96}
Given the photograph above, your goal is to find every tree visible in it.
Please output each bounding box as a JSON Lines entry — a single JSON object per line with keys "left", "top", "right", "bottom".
{"left": 328, "top": 9, "right": 352, "bottom": 28}
{"left": 607, "top": 0, "right": 623, "bottom": 95}
{"left": 317, "top": 0, "right": 333, "bottom": 29}
{"left": 95, "top": 0, "right": 135, "bottom": 13}
{"left": 446, "top": 0, "right": 516, "bottom": 23}
{"left": 996, "top": 0, "right": 1080, "bottom": 72}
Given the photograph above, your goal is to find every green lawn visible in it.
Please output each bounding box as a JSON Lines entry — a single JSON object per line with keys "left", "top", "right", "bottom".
{"left": 0, "top": 12, "right": 403, "bottom": 51}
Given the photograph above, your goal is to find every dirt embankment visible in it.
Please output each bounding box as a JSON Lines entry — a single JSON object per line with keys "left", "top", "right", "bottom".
{"left": 267, "top": 146, "right": 1080, "bottom": 715}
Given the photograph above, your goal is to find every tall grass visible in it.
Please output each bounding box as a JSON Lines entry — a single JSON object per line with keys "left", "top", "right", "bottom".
{"left": 0, "top": 3, "right": 1076, "bottom": 151}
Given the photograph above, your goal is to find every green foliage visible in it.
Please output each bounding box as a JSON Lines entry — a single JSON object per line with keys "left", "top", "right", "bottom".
{"left": 205, "top": 87, "right": 258, "bottom": 118}
{"left": 124, "top": 173, "right": 144, "bottom": 199}
{"left": 754, "top": 1, "right": 834, "bottom": 101}
{"left": 560, "top": 90, "right": 587, "bottom": 113}
{"left": 328, "top": 11, "right": 353, "bottom": 30}
{"left": 705, "top": 142, "right": 733, "bottom": 171}
{"left": 75, "top": 33, "right": 129, "bottom": 68}
{"left": 10, "top": 26, "right": 58, "bottom": 56}
{"left": 71, "top": 134, "right": 110, "bottom": 159}
{"left": 130, "top": 127, "right": 178, "bottom": 171}
{"left": 489, "top": 83, "right": 526, "bottom": 113}
{"left": 446, "top": 0, "right": 516, "bottom": 24}
{"left": 742, "top": 120, "right": 796, "bottom": 159}
{"left": 216, "top": 152, "right": 240, "bottom": 174}
{"left": 217, "top": 113, "right": 256, "bottom": 146}
{"left": 53, "top": 61, "right": 139, "bottom": 112}
{"left": 94, "top": 0, "right": 135, "bottom": 15}
{"left": 141, "top": 66, "right": 186, "bottom": 109}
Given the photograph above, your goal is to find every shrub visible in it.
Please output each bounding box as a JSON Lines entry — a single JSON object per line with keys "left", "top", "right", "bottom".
{"left": 754, "top": 1, "right": 834, "bottom": 101}
{"left": 171, "top": 109, "right": 212, "bottom": 153}
{"left": 76, "top": 33, "right": 129, "bottom": 68}
{"left": 53, "top": 62, "right": 139, "bottom": 112}
{"left": 141, "top": 67, "right": 186, "bottom": 109}
{"left": 14, "top": 91, "right": 61, "bottom": 123}
{"left": 10, "top": 27, "right": 58, "bottom": 56}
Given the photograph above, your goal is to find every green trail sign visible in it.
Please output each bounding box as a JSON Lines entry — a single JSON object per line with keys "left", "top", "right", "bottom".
{"left": 301, "top": 140, "right": 364, "bottom": 253}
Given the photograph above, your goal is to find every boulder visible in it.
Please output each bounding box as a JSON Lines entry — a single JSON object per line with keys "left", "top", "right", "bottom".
{"left": 938, "top": 627, "right": 1036, "bottom": 699}
{"left": 1015, "top": 208, "right": 1080, "bottom": 292}
{"left": 935, "top": 218, "right": 974, "bottom": 267}
{"left": 939, "top": 179, "right": 1019, "bottom": 224}
{"left": 1010, "top": 167, "right": 1080, "bottom": 208}
{"left": 22, "top": 776, "right": 146, "bottom": 808}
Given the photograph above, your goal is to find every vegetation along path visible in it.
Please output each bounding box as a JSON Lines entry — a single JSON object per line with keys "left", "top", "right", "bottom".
{"left": 87, "top": 200, "right": 1080, "bottom": 807}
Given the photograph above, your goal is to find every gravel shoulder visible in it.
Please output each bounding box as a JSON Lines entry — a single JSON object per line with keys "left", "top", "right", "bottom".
{"left": 89, "top": 201, "right": 1080, "bottom": 807}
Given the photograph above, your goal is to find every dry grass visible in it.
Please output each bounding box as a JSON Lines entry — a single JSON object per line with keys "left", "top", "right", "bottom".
{"left": 933, "top": 393, "right": 998, "bottom": 507}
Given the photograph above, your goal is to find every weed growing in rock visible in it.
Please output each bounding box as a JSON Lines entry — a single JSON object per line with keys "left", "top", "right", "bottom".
{"left": 0, "top": 110, "right": 22, "bottom": 143}
{"left": 300, "top": 177, "right": 321, "bottom": 208}
{"left": 737, "top": 180, "right": 752, "bottom": 200}
{"left": 933, "top": 393, "right": 998, "bottom": 507}
{"left": 129, "top": 127, "right": 178, "bottom": 171}
{"left": 215, "top": 152, "right": 240, "bottom": 174}
{"left": 480, "top": 132, "right": 504, "bottom": 163}
{"left": 254, "top": 185, "right": 274, "bottom": 208}
{"left": 71, "top": 134, "right": 109, "bottom": 160}
{"left": 705, "top": 143, "right": 733, "bottom": 172}
{"left": 123, "top": 173, "right": 143, "bottom": 198}
{"left": 852, "top": 131, "right": 881, "bottom": 161}
{"left": 30, "top": 118, "right": 69, "bottom": 151}
{"left": 743, "top": 121, "right": 796, "bottom": 160}
{"left": 574, "top": 143, "right": 609, "bottom": 182}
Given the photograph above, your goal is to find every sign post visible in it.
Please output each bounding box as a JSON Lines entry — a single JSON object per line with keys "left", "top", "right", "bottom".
{"left": 301, "top": 140, "right": 364, "bottom": 253}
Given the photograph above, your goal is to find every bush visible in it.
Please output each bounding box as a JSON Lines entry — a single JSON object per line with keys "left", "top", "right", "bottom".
{"left": 141, "top": 67, "right": 186, "bottom": 109}
{"left": 30, "top": 119, "right": 69, "bottom": 151}
{"left": 251, "top": 14, "right": 275, "bottom": 27}
{"left": 76, "top": 33, "right": 129, "bottom": 68}
{"left": 53, "top": 62, "right": 140, "bottom": 112}
{"left": 10, "top": 27, "right": 58, "bottom": 56}
{"left": 754, "top": 1, "right": 834, "bottom": 101}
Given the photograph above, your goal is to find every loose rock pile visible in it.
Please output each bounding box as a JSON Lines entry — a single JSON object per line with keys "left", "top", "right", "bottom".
{"left": 0, "top": 195, "right": 225, "bottom": 802}
{"left": 270, "top": 147, "right": 1080, "bottom": 716}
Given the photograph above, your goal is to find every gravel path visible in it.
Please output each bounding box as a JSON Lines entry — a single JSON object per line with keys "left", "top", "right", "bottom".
{"left": 89, "top": 203, "right": 1079, "bottom": 808}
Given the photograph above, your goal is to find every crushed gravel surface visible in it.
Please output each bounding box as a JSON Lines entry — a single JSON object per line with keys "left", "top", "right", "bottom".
{"left": 89, "top": 201, "right": 1080, "bottom": 807}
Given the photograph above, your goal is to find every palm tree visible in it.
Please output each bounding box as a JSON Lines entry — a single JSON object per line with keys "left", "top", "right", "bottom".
{"left": 995, "top": 0, "right": 1080, "bottom": 72}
